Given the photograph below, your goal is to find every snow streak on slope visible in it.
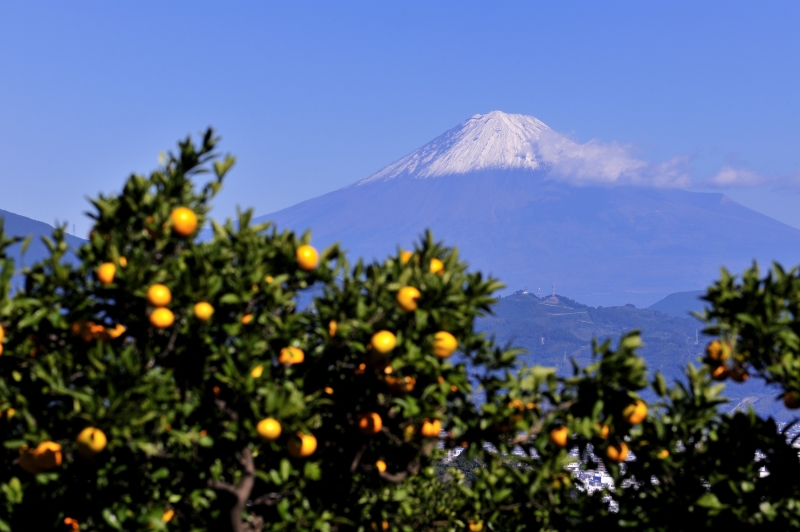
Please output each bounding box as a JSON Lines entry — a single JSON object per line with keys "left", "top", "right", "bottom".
{"left": 357, "top": 111, "right": 567, "bottom": 184}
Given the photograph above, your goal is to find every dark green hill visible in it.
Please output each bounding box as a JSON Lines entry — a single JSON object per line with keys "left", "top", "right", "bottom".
{"left": 477, "top": 292, "right": 789, "bottom": 420}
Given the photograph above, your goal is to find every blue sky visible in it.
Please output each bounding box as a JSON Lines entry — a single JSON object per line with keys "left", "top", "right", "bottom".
{"left": 1, "top": 2, "right": 799, "bottom": 235}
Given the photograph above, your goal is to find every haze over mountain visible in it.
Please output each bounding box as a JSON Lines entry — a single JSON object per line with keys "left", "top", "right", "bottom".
{"left": 257, "top": 111, "right": 800, "bottom": 307}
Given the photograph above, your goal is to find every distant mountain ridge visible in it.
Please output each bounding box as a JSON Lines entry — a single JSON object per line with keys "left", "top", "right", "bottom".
{"left": 255, "top": 111, "right": 800, "bottom": 307}
{"left": 0, "top": 208, "right": 84, "bottom": 266}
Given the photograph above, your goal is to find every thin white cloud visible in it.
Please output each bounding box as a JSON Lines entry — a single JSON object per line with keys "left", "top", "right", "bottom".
{"left": 706, "top": 166, "right": 771, "bottom": 188}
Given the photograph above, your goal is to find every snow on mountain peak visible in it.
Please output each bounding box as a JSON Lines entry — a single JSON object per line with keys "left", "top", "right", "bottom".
{"left": 357, "top": 111, "right": 572, "bottom": 184}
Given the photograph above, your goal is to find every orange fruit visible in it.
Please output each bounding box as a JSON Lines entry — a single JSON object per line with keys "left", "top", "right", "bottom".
{"left": 147, "top": 284, "right": 172, "bottom": 307}
{"left": 118, "top": 256, "right": 127, "bottom": 268}
{"left": 257, "top": 418, "right": 282, "bottom": 441}
{"left": 400, "top": 250, "right": 413, "bottom": 264}
{"left": 63, "top": 517, "right": 80, "bottom": 531}
{"left": 606, "top": 442, "right": 629, "bottom": 463}
{"left": 550, "top": 426, "right": 569, "bottom": 447}
{"left": 358, "top": 412, "right": 383, "bottom": 435}
{"left": 324, "top": 386, "right": 334, "bottom": 395}
{"left": 33, "top": 441, "right": 62, "bottom": 470}
{"left": 97, "top": 263, "right": 116, "bottom": 284}
{"left": 5, "top": 408, "right": 15, "bottom": 419}
{"left": 469, "top": 521, "right": 484, "bottom": 532}
{"left": 328, "top": 320, "right": 337, "bottom": 337}
{"left": 0, "top": 344, "right": 4, "bottom": 356}
{"left": 597, "top": 424, "right": 610, "bottom": 439}
{"left": 429, "top": 258, "right": 444, "bottom": 275}
{"left": 106, "top": 324, "right": 126, "bottom": 339}
{"left": 433, "top": 331, "right": 458, "bottom": 358}
{"left": 706, "top": 340, "right": 731, "bottom": 362}
{"left": 287, "top": 432, "right": 317, "bottom": 458}
{"left": 241, "top": 313, "right": 254, "bottom": 325}
{"left": 150, "top": 308, "right": 175, "bottom": 329}
{"left": 250, "top": 365, "right": 264, "bottom": 378}
{"left": 162, "top": 509, "right": 175, "bottom": 523}
{"left": 0, "top": 324, "right": 4, "bottom": 341}
{"left": 296, "top": 245, "right": 319, "bottom": 270}
{"left": 371, "top": 330, "right": 397, "bottom": 354}
{"left": 711, "top": 365, "right": 728, "bottom": 381}
{"left": 371, "top": 522, "right": 389, "bottom": 531}
{"left": 279, "top": 346, "right": 304, "bottom": 365}
{"left": 193, "top": 302, "right": 214, "bottom": 321}
{"left": 76, "top": 427, "right": 107, "bottom": 457}
{"left": 420, "top": 419, "right": 442, "bottom": 437}
{"left": 657, "top": 449, "right": 670, "bottom": 459}
{"left": 396, "top": 286, "right": 421, "bottom": 311}
{"left": 170, "top": 207, "right": 198, "bottom": 236}
{"left": 376, "top": 459, "right": 387, "bottom": 473}
{"left": 784, "top": 391, "right": 800, "bottom": 409}
{"left": 623, "top": 400, "right": 647, "bottom": 425}
{"left": 265, "top": 275, "right": 274, "bottom": 283}
{"left": 730, "top": 367, "right": 749, "bottom": 382}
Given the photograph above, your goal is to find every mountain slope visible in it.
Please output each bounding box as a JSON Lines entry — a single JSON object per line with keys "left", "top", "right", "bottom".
{"left": 0, "top": 208, "right": 84, "bottom": 266}
{"left": 256, "top": 111, "right": 800, "bottom": 307}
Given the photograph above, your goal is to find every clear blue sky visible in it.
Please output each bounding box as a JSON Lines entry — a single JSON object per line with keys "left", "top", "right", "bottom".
{"left": 1, "top": 2, "right": 799, "bottom": 235}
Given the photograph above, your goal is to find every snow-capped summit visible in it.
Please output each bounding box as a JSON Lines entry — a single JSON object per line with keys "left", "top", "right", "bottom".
{"left": 357, "top": 111, "right": 572, "bottom": 184}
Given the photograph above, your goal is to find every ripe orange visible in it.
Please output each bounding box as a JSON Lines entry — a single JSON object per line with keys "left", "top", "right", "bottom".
{"left": 328, "top": 320, "right": 337, "bottom": 337}
{"left": 257, "top": 418, "right": 282, "bottom": 441}
{"left": 657, "top": 449, "right": 670, "bottom": 459}
{"left": 597, "top": 424, "right": 610, "bottom": 439}
{"left": 265, "top": 275, "right": 274, "bottom": 283}
{"left": 623, "top": 399, "right": 647, "bottom": 425}
{"left": 469, "top": 521, "right": 484, "bottom": 532}
{"left": 75, "top": 427, "right": 107, "bottom": 457}
{"left": 550, "top": 426, "right": 569, "bottom": 447}
{"left": 0, "top": 344, "right": 3, "bottom": 356}
{"left": 63, "top": 517, "right": 80, "bottom": 531}
{"left": 358, "top": 412, "right": 383, "bottom": 435}
{"left": 324, "top": 386, "right": 334, "bottom": 395}
{"left": 396, "top": 286, "right": 421, "bottom": 311}
{"left": 400, "top": 250, "right": 413, "bottom": 264}
{"left": 279, "top": 346, "right": 305, "bottom": 364}
{"left": 433, "top": 331, "right": 458, "bottom": 358}
{"left": 150, "top": 308, "right": 175, "bottom": 329}
{"left": 429, "top": 258, "right": 444, "bottom": 275}
{"left": 606, "top": 442, "right": 629, "bottom": 463}
{"left": 420, "top": 419, "right": 442, "bottom": 437}
{"left": 0, "top": 324, "right": 4, "bottom": 341}
{"left": 296, "top": 245, "right": 319, "bottom": 270}
{"left": 287, "top": 432, "right": 317, "bottom": 458}
{"left": 241, "top": 313, "right": 254, "bottom": 325}
{"left": 376, "top": 459, "right": 387, "bottom": 473}
{"left": 162, "top": 509, "right": 175, "bottom": 523}
{"left": 706, "top": 340, "right": 731, "bottom": 362}
{"left": 371, "top": 330, "right": 397, "bottom": 354}
{"left": 147, "top": 284, "right": 172, "bottom": 307}
{"left": 97, "top": 263, "right": 116, "bottom": 284}
{"left": 784, "top": 391, "right": 800, "bottom": 409}
{"left": 4, "top": 408, "right": 15, "bottom": 419}
{"left": 250, "top": 365, "right": 264, "bottom": 378}
{"left": 106, "top": 324, "right": 126, "bottom": 339}
{"left": 193, "top": 302, "right": 214, "bottom": 321}
{"left": 711, "top": 365, "right": 728, "bottom": 381}
{"left": 170, "top": 207, "right": 198, "bottom": 236}
{"left": 119, "top": 256, "right": 127, "bottom": 268}
{"left": 33, "top": 441, "right": 62, "bottom": 470}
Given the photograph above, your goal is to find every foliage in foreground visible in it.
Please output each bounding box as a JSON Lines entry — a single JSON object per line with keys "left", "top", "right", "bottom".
{"left": 2, "top": 131, "right": 800, "bottom": 531}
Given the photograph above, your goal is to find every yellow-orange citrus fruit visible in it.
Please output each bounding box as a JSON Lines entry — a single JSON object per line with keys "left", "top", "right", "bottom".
{"left": 97, "top": 263, "right": 116, "bottom": 284}
{"left": 296, "top": 245, "right": 319, "bottom": 270}
{"left": 657, "top": 448, "right": 670, "bottom": 459}
{"left": 33, "top": 441, "right": 62, "bottom": 470}
{"left": 194, "top": 302, "right": 214, "bottom": 321}
{"left": 64, "top": 517, "right": 80, "bottom": 531}
{"left": 376, "top": 459, "right": 387, "bottom": 473}
{"left": 106, "top": 324, "right": 126, "bottom": 339}
{"left": 0, "top": 324, "right": 4, "bottom": 341}
{"left": 469, "top": 521, "right": 484, "bottom": 532}
{"left": 241, "top": 313, "right": 254, "bottom": 325}
{"left": 784, "top": 391, "right": 800, "bottom": 409}
{"left": 386, "top": 375, "right": 416, "bottom": 394}
{"left": 711, "top": 365, "right": 728, "bottom": 381}
{"left": 371, "top": 330, "right": 397, "bottom": 354}
{"left": 730, "top": 367, "right": 749, "bottom": 382}
{"left": 420, "top": 419, "right": 442, "bottom": 437}
{"left": 606, "top": 442, "right": 629, "bottom": 463}
{"left": 150, "top": 308, "right": 175, "bottom": 329}
{"left": 75, "top": 427, "right": 107, "bottom": 457}
{"left": 396, "top": 286, "right": 421, "bottom": 311}
{"left": 329, "top": 320, "right": 337, "bottom": 337}
{"left": 597, "top": 424, "right": 610, "bottom": 439}
{"left": 358, "top": 412, "right": 383, "bottom": 435}
{"left": 324, "top": 386, "right": 334, "bottom": 394}
{"left": 265, "top": 275, "right": 274, "bottom": 283}
{"left": 170, "top": 207, "right": 198, "bottom": 236}
{"left": 287, "top": 432, "right": 317, "bottom": 458}
{"left": 429, "top": 258, "right": 444, "bottom": 275}
{"left": 550, "top": 426, "right": 569, "bottom": 447}
{"left": 433, "top": 331, "right": 458, "bottom": 358}
{"left": 147, "top": 284, "right": 172, "bottom": 307}
{"left": 5, "top": 408, "right": 15, "bottom": 419}
{"left": 706, "top": 339, "right": 731, "bottom": 362}
{"left": 0, "top": 344, "right": 3, "bottom": 356}
{"left": 119, "top": 256, "right": 127, "bottom": 268}
{"left": 162, "top": 509, "right": 175, "bottom": 523}
{"left": 250, "top": 365, "right": 264, "bottom": 378}
{"left": 371, "top": 522, "right": 389, "bottom": 531}
{"left": 623, "top": 399, "right": 647, "bottom": 424}
{"left": 400, "top": 250, "right": 413, "bottom": 264}
{"left": 279, "top": 346, "right": 305, "bottom": 365}
{"left": 257, "top": 418, "right": 282, "bottom": 441}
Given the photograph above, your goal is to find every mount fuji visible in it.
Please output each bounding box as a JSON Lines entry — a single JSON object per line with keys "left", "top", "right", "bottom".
{"left": 255, "top": 111, "right": 800, "bottom": 307}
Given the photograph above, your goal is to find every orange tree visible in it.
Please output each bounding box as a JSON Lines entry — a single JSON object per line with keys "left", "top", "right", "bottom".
{"left": 3, "top": 130, "right": 800, "bottom": 531}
